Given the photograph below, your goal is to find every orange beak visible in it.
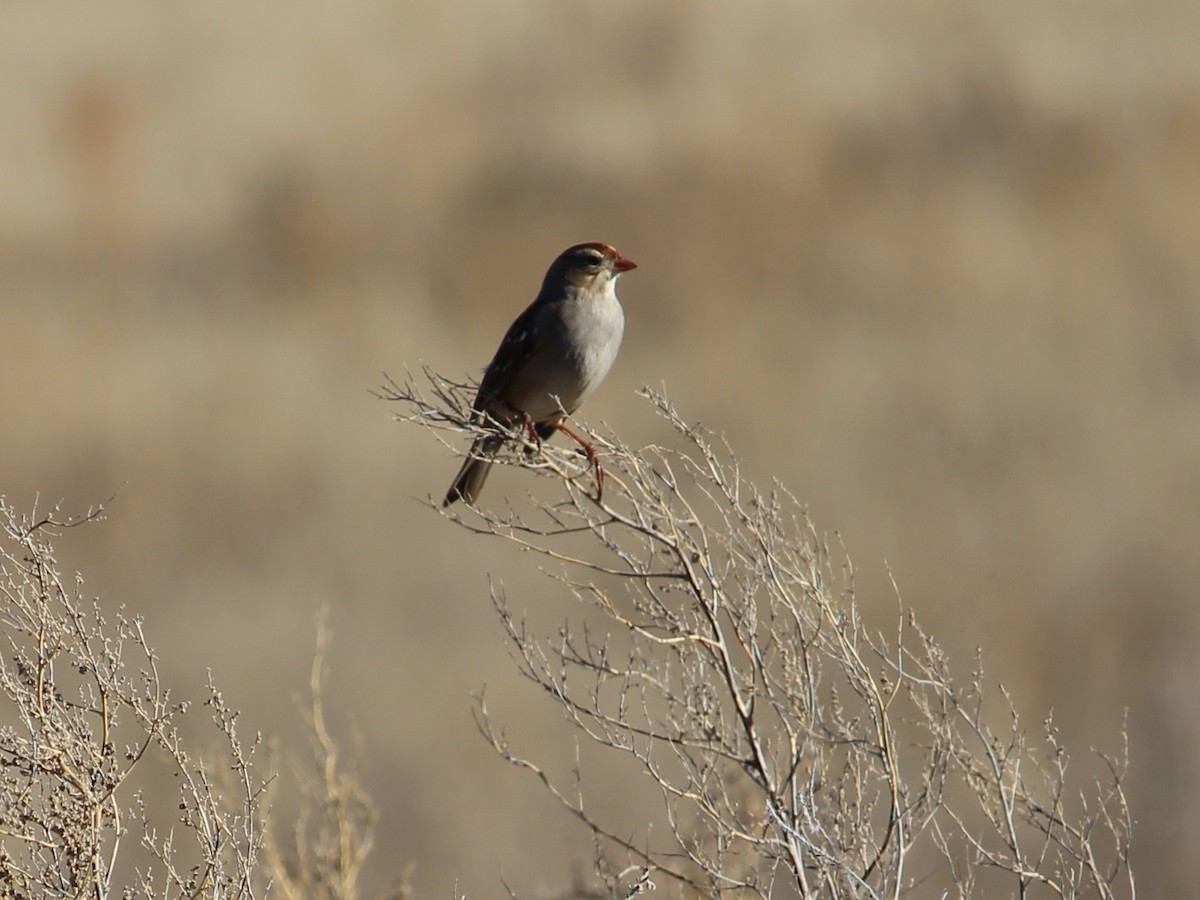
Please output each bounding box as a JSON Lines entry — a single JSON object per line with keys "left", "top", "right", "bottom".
{"left": 613, "top": 254, "right": 637, "bottom": 273}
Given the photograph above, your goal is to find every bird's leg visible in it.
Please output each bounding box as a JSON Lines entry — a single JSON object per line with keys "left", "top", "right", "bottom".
{"left": 518, "top": 411, "right": 541, "bottom": 452}
{"left": 553, "top": 421, "right": 604, "bottom": 500}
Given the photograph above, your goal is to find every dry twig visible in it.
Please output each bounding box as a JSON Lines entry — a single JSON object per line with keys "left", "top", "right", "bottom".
{"left": 384, "top": 369, "right": 1135, "bottom": 899}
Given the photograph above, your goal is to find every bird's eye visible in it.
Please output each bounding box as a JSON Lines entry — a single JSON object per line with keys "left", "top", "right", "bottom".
{"left": 579, "top": 252, "right": 603, "bottom": 268}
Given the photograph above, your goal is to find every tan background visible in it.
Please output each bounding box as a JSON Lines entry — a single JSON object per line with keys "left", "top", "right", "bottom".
{"left": 2, "top": 2, "right": 1197, "bottom": 895}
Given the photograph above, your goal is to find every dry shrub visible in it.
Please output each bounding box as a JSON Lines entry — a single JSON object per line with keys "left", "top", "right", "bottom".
{"left": 0, "top": 500, "right": 268, "bottom": 897}
{"left": 385, "top": 370, "right": 1134, "bottom": 899}
{"left": 0, "top": 368, "right": 1135, "bottom": 898}
{"left": 0, "top": 502, "right": 378, "bottom": 899}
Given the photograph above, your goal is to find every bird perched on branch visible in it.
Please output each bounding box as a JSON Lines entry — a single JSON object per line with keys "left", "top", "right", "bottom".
{"left": 443, "top": 242, "right": 636, "bottom": 507}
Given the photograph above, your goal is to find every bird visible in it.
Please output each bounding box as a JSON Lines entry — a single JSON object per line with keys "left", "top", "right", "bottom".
{"left": 443, "top": 242, "right": 636, "bottom": 507}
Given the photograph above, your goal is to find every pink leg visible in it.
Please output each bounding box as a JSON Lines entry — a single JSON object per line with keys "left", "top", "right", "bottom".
{"left": 518, "top": 411, "right": 541, "bottom": 448}
{"left": 553, "top": 421, "right": 604, "bottom": 500}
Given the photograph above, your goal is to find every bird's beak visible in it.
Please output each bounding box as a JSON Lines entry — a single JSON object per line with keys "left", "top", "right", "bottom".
{"left": 613, "top": 255, "right": 637, "bottom": 273}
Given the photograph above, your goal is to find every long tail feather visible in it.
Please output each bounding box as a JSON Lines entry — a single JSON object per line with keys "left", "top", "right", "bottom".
{"left": 443, "top": 436, "right": 502, "bottom": 506}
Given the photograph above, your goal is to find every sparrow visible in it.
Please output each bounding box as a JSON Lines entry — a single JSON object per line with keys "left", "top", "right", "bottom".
{"left": 443, "top": 242, "right": 636, "bottom": 507}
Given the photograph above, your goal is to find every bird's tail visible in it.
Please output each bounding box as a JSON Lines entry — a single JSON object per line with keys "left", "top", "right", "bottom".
{"left": 443, "top": 435, "right": 503, "bottom": 507}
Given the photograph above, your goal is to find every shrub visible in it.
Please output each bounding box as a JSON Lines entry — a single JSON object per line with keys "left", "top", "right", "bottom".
{"left": 0, "top": 501, "right": 374, "bottom": 899}
{"left": 386, "top": 370, "right": 1135, "bottom": 899}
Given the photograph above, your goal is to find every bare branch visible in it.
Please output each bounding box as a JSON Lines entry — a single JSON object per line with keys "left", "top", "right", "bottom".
{"left": 386, "top": 369, "right": 1136, "bottom": 899}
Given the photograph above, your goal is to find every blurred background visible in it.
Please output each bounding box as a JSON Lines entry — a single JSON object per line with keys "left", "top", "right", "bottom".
{"left": 2, "top": 1, "right": 1197, "bottom": 895}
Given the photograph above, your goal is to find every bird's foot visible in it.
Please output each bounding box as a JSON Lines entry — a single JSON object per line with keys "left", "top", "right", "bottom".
{"left": 554, "top": 421, "right": 604, "bottom": 502}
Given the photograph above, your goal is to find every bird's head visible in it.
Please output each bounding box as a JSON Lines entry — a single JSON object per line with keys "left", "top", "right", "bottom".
{"left": 546, "top": 242, "right": 637, "bottom": 293}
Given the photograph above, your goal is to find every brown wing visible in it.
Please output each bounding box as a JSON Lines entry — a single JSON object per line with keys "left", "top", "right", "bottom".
{"left": 472, "top": 298, "right": 544, "bottom": 420}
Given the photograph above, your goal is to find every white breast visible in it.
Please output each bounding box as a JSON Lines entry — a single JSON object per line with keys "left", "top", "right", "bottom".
{"left": 513, "top": 276, "right": 625, "bottom": 422}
